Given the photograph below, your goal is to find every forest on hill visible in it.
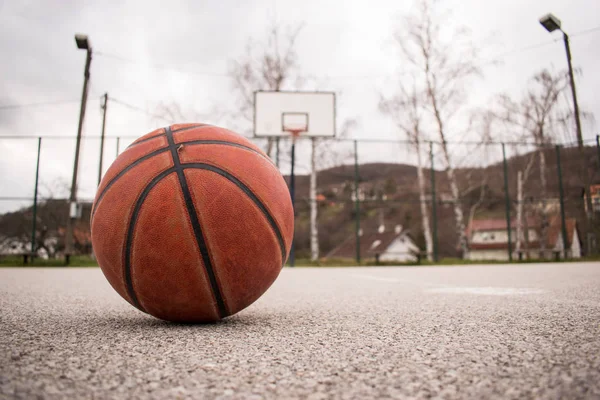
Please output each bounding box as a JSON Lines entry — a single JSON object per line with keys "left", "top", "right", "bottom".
{"left": 1, "top": 145, "right": 596, "bottom": 260}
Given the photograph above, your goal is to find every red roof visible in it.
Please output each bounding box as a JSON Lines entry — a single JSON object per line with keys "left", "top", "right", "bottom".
{"left": 325, "top": 228, "right": 416, "bottom": 259}
{"left": 546, "top": 216, "right": 577, "bottom": 249}
{"left": 467, "top": 215, "right": 579, "bottom": 251}
{"left": 467, "top": 217, "right": 537, "bottom": 233}
{"left": 465, "top": 217, "right": 537, "bottom": 240}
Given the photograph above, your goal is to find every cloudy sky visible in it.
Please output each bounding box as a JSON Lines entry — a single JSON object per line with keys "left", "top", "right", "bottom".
{"left": 0, "top": 0, "right": 599, "bottom": 213}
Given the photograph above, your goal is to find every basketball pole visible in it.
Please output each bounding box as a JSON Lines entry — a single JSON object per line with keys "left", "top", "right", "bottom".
{"left": 275, "top": 137, "right": 280, "bottom": 168}
{"left": 289, "top": 136, "right": 296, "bottom": 267}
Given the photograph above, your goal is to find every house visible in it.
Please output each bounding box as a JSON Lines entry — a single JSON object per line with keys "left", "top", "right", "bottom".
{"left": 466, "top": 215, "right": 582, "bottom": 261}
{"left": 325, "top": 225, "right": 420, "bottom": 263}
{"left": 584, "top": 184, "right": 600, "bottom": 215}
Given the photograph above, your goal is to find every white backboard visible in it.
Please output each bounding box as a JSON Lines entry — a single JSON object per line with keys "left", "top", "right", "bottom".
{"left": 254, "top": 91, "right": 336, "bottom": 137}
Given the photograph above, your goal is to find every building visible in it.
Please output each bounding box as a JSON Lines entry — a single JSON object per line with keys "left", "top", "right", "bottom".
{"left": 325, "top": 225, "right": 421, "bottom": 263}
{"left": 466, "top": 215, "right": 581, "bottom": 261}
{"left": 584, "top": 184, "right": 600, "bottom": 215}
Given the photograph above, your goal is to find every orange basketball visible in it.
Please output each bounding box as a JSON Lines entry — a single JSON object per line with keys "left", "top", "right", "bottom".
{"left": 91, "top": 124, "right": 294, "bottom": 322}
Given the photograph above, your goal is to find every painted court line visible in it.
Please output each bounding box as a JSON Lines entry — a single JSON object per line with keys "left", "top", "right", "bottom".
{"left": 350, "top": 273, "right": 547, "bottom": 296}
{"left": 350, "top": 273, "right": 448, "bottom": 288}
{"left": 426, "top": 287, "right": 546, "bottom": 296}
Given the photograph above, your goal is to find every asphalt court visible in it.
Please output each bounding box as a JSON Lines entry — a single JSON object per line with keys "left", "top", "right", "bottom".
{"left": 1, "top": 263, "right": 599, "bottom": 399}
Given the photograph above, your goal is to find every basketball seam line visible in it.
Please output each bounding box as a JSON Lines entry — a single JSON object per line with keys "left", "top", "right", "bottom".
{"left": 92, "top": 147, "right": 170, "bottom": 217}
{"left": 125, "top": 128, "right": 167, "bottom": 149}
{"left": 166, "top": 127, "right": 229, "bottom": 319}
{"left": 183, "top": 163, "right": 287, "bottom": 262}
{"left": 123, "top": 167, "right": 176, "bottom": 312}
{"left": 125, "top": 124, "right": 209, "bottom": 150}
{"left": 92, "top": 139, "right": 266, "bottom": 217}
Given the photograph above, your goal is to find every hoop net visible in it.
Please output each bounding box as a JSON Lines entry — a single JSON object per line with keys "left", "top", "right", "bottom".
{"left": 286, "top": 129, "right": 304, "bottom": 143}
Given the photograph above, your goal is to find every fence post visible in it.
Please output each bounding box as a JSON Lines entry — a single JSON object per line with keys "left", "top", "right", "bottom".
{"left": 502, "top": 143, "right": 513, "bottom": 262}
{"left": 354, "top": 140, "right": 361, "bottom": 263}
{"left": 555, "top": 145, "right": 569, "bottom": 258}
{"left": 116, "top": 137, "right": 120, "bottom": 157}
{"left": 275, "top": 137, "right": 280, "bottom": 169}
{"left": 31, "top": 137, "right": 42, "bottom": 257}
{"left": 596, "top": 135, "right": 600, "bottom": 172}
{"left": 430, "top": 142, "right": 438, "bottom": 262}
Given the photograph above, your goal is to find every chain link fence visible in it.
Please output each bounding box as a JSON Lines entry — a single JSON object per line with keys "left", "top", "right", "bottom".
{"left": 1, "top": 132, "right": 599, "bottom": 263}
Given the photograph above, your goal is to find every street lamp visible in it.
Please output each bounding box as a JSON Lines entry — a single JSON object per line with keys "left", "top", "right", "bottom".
{"left": 65, "top": 33, "right": 92, "bottom": 264}
{"left": 539, "top": 13, "right": 596, "bottom": 255}
{"left": 538, "top": 14, "right": 583, "bottom": 151}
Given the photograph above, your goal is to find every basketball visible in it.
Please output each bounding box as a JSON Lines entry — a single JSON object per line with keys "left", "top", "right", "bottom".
{"left": 90, "top": 123, "right": 294, "bottom": 322}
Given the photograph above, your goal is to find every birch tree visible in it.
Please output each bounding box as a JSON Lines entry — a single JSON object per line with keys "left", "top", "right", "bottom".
{"left": 228, "top": 21, "right": 304, "bottom": 155}
{"left": 497, "top": 69, "right": 570, "bottom": 257}
{"left": 464, "top": 110, "right": 495, "bottom": 234}
{"left": 308, "top": 118, "right": 357, "bottom": 261}
{"left": 380, "top": 83, "right": 433, "bottom": 260}
{"left": 392, "top": 0, "right": 484, "bottom": 257}
{"left": 309, "top": 138, "right": 318, "bottom": 260}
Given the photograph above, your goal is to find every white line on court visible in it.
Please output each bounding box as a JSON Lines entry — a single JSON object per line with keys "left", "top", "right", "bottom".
{"left": 350, "top": 273, "right": 546, "bottom": 296}
{"left": 426, "top": 287, "right": 546, "bottom": 296}
{"left": 350, "top": 273, "right": 447, "bottom": 288}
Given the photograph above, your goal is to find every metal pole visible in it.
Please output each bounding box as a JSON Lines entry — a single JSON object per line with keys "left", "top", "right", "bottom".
{"left": 116, "top": 137, "right": 120, "bottom": 157}
{"left": 97, "top": 93, "right": 108, "bottom": 186}
{"left": 563, "top": 31, "right": 596, "bottom": 255}
{"left": 430, "top": 142, "right": 438, "bottom": 262}
{"left": 275, "top": 137, "right": 280, "bottom": 169}
{"left": 289, "top": 139, "right": 296, "bottom": 267}
{"left": 597, "top": 135, "right": 600, "bottom": 172}
{"left": 31, "top": 137, "right": 42, "bottom": 257}
{"left": 563, "top": 32, "right": 583, "bottom": 151}
{"left": 555, "top": 145, "right": 569, "bottom": 258}
{"left": 65, "top": 47, "right": 92, "bottom": 264}
{"left": 502, "top": 143, "right": 513, "bottom": 261}
{"left": 353, "top": 140, "right": 361, "bottom": 263}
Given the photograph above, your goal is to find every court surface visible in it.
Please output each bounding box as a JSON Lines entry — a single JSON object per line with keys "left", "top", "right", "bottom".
{"left": 2, "top": 263, "right": 599, "bottom": 399}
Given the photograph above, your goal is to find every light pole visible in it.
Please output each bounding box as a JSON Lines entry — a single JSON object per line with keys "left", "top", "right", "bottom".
{"left": 65, "top": 34, "right": 92, "bottom": 264}
{"left": 539, "top": 14, "right": 583, "bottom": 149}
{"left": 539, "top": 14, "right": 596, "bottom": 254}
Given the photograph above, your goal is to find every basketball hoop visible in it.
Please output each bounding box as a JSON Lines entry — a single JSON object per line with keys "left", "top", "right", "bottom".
{"left": 252, "top": 91, "right": 336, "bottom": 268}
{"left": 282, "top": 112, "right": 308, "bottom": 144}
{"left": 286, "top": 129, "right": 304, "bottom": 143}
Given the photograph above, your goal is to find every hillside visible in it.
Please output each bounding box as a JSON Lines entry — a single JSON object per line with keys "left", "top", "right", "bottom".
{"left": 1, "top": 146, "right": 598, "bottom": 259}
{"left": 288, "top": 145, "right": 599, "bottom": 258}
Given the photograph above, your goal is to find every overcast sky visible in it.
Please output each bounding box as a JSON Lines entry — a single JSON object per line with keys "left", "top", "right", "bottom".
{"left": 0, "top": 0, "right": 599, "bottom": 213}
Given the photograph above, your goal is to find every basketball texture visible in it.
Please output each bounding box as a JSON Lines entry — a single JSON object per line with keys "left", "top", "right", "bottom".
{"left": 91, "top": 124, "right": 294, "bottom": 322}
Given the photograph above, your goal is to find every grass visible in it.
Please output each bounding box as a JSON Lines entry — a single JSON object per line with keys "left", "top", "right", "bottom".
{"left": 0, "top": 255, "right": 98, "bottom": 267}
{"left": 1, "top": 255, "right": 599, "bottom": 268}
{"left": 289, "top": 255, "right": 600, "bottom": 267}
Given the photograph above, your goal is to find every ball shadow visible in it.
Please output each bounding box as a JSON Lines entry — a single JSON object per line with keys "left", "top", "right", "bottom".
{"left": 94, "top": 309, "right": 281, "bottom": 330}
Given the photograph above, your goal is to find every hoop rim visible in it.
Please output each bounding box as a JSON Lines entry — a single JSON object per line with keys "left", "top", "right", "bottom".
{"left": 285, "top": 128, "right": 304, "bottom": 142}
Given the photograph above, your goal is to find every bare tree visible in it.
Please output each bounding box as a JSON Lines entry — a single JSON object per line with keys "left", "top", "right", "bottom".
{"left": 309, "top": 138, "right": 319, "bottom": 261}
{"left": 391, "top": 0, "right": 484, "bottom": 257}
{"left": 0, "top": 179, "right": 85, "bottom": 258}
{"left": 380, "top": 82, "right": 433, "bottom": 260}
{"left": 228, "top": 21, "right": 304, "bottom": 155}
{"left": 463, "top": 110, "right": 495, "bottom": 237}
{"left": 496, "top": 69, "right": 570, "bottom": 257}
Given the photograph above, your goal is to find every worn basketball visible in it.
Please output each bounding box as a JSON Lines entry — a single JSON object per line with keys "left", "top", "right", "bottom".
{"left": 91, "top": 124, "right": 294, "bottom": 322}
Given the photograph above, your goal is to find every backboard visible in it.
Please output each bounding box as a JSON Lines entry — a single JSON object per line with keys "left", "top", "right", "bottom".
{"left": 253, "top": 91, "right": 336, "bottom": 138}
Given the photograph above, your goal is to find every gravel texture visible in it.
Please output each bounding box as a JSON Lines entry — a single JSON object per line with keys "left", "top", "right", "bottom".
{"left": 1, "top": 263, "right": 600, "bottom": 399}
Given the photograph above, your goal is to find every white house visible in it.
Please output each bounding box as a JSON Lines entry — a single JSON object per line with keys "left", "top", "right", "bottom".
{"left": 466, "top": 215, "right": 581, "bottom": 261}
{"left": 326, "top": 224, "right": 420, "bottom": 263}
